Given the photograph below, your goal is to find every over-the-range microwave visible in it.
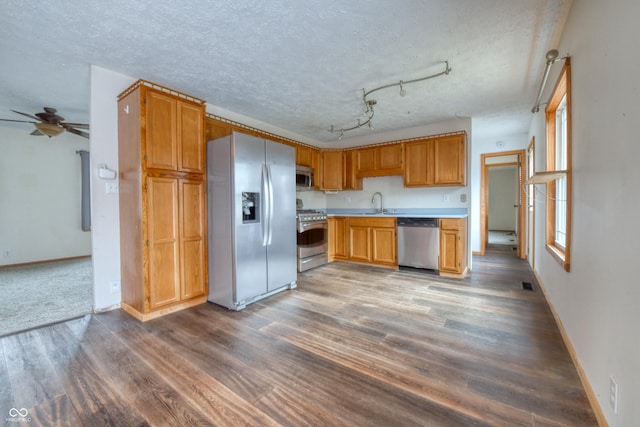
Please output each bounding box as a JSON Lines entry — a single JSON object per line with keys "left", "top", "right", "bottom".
{"left": 296, "top": 165, "right": 314, "bottom": 191}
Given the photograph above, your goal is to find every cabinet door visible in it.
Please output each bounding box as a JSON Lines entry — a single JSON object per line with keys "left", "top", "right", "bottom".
{"left": 349, "top": 225, "right": 371, "bottom": 262}
{"left": 371, "top": 227, "right": 396, "bottom": 265}
{"left": 434, "top": 135, "right": 465, "bottom": 185}
{"left": 178, "top": 101, "right": 205, "bottom": 173}
{"left": 356, "top": 147, "right": 377, "bottom": 174}
{"left": 296, "top": 145, "right": 313, "bottom": 167}
{"left": 343, "top": 151, "right": 363, "bottom": 190}
{"left": 334, "top": 217, "right": 349, "bottom": 259}
{"left": 146, "top": 91, "right": 177, "bottom": 171}
{"left": 312, "top": 149, "right": 323, "bottom": 190}
{"left": 147, "top": 177, "right": 181, "bottom": 308}
{"left": 404, "top": 140, "right": 433, "bottom": 186}
{"left": 322, "top": 151, "right": 344, "bottom": 190}
{"left": 179, "top": 179, "right": 207, "bottom": 299}
{"left": 439, "top": 228, "right": 461, "bottom": 272}
{"left": 328, "top": 218, "right": 336, "bottom": 260}
{"left": 378, "top": 144, "right": 404, "bottom": 173}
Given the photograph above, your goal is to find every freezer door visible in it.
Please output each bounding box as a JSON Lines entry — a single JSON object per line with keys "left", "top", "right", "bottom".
{"left": 233, "top": 133, "right": 268, "bottom": 302}
{"left": 265, "top": 140, "right": 297, "bottom": 292}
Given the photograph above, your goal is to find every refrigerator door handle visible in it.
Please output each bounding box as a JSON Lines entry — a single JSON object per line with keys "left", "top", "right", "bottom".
{"left": 266, "top": 164, "right": 274, "bottom": 245}
{"left": 262, "top": 164, "right": 270, "bottom": 246}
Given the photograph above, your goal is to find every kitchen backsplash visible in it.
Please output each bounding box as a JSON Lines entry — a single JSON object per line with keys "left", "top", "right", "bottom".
{"left": 296, "top": 175, "right": 469, "bottom": 210}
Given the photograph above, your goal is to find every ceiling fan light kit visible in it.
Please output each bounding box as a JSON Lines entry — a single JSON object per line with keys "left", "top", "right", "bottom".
{"left": 34, "top": 122, "right": 65, "bottom": 137}
{"left": 329, "top": 61, "right": 452, "bottom": 139}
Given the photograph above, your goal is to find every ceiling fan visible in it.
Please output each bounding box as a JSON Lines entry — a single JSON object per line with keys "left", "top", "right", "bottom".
{"left": 0, "top": 107, "right": 89, "bottom": 139}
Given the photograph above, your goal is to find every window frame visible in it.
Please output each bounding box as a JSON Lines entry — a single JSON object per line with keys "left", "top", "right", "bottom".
{"left": 545, "top": 59, "right": 572, "bottom": 272}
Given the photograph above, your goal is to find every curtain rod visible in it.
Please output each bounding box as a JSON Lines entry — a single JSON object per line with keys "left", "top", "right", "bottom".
{"left": 532, "top": 49, "right": 568, "bottom": 113}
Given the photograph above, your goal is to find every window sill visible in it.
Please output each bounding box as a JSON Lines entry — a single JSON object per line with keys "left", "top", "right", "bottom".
{"left": 546, "top": 244, "right": 570, "bottom": 272}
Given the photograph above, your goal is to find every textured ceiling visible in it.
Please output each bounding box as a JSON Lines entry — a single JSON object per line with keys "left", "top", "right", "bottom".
{"left": 0, "top": 0, "right": 572, "bottom": 146}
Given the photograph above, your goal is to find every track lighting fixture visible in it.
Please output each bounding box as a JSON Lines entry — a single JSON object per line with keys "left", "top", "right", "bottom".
{"left": 329, "top": 61, "right": 451, "bottom": 139}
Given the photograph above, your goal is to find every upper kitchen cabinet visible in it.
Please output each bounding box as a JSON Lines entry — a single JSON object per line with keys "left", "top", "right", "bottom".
{"left": 404, "top": 133, "right": 466, "bottom": 187}
{"left": 205, "top": 118, "right": 232, "bottom": 141}
{"left": 343, "top": 150, "right": 363, "bottom": 190}
{"left": 117, "top": 80, "right": 208, "bottom": 322}
{"left": 297, "top": 145, "right": 324, "bottom": 190}
{"left": 322, "top": 151, "right": 344, "bottom": 190}
{"left": 356, "top": 143, "right": 404, "bottom": 177}
{"left": 296, "top": 145, "right": 314, "bottom": 167}
{"left": 145, "top": 88, "right": 206, "bottom": 174}
{"left": 434, "top": 135, "right": 465, "bottom": 185}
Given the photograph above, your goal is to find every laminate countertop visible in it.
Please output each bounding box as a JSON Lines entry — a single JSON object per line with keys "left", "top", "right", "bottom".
{"left": 324, "top": 208, "right": 468, "bottom": 219}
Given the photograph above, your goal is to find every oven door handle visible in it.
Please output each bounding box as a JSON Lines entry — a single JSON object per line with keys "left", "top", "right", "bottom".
{"left": 299, "top": 221, "right": 327, "bottom": 233}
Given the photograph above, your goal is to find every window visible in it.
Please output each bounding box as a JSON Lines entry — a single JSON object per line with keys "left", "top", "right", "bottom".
{"left": 545, "top": 59, "right": 571, "bottom": 271}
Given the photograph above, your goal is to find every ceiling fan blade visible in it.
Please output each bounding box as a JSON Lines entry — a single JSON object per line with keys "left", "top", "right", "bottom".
{"left": 62, "top": 122, "right": 90, "bottom": 129}
{"left": 65, "top": 127, "right": 90, "bottom": 139}
{"left": 0, "top": 118, "right": 37, "bottom": 124}
{"left": 30, "top": 129, "right": 44, "bottom": 136}
{"left": 10, "top": 110, "right": 40, "bottom": 121}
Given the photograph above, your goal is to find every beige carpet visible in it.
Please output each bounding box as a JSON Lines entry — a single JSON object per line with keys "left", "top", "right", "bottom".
{"left": 0, "top": 257, "right": 93, "bottom": 337}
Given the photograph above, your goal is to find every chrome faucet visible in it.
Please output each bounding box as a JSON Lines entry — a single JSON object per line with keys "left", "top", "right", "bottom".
{"left": 371, "top": 192, "right": 383, "bottom": 213}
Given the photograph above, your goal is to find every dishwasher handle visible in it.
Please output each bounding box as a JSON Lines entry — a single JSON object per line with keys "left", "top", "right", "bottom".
{"left": 397, "top": 217, "right": 439, "bottom": 227}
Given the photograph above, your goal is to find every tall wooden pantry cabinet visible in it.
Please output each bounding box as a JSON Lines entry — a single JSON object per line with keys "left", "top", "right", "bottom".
{"left": 118, "top": 80, "right": 208, "bottom": 321}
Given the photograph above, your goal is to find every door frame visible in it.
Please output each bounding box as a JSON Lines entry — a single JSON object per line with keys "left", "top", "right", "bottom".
{"left": 480, "top": 149, "right": 526, "bottom": 257}
{"left": 526, "top": 137, "right": 536, "bottom": 269}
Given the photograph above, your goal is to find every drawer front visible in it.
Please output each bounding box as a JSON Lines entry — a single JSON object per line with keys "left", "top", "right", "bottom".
{"left": 348, "top": 217, "right": 396, "bottom": 228}
{"left": 440, "top": 218, "right": 461, "bottom": 231}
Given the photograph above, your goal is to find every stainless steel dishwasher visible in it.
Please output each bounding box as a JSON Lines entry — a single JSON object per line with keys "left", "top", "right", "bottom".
{"left": 397, "top": 217, "right": 439, "bottom": 271}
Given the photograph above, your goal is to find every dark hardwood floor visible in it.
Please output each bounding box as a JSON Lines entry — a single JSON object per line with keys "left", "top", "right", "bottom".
{"left": 0, "top": 250, "right": 598, "bottom": 426}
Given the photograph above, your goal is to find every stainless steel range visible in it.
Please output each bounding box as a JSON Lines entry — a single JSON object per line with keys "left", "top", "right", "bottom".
{"left": 296, "top": 209, "right": 328, "bottom": 272}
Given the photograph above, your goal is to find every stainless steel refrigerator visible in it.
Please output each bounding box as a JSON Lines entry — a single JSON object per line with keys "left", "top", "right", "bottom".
{"left": 207, "top": 131, "right": 297, "bottom": 310}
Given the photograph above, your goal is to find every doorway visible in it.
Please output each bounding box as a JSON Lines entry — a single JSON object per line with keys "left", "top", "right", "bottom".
{"left": 480, "top": 150, "right": 526, "bottom": 257}
{"left": 0, "top": 132, "right": 93, "bottom": 336}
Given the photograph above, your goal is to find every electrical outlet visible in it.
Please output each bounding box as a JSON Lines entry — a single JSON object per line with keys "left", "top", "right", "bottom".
{"left": 442, "top": 194, "right": 449, "bottom": 203}
{"left": 106, "top": 182, "right": 119, "bottom": 194}
{"left": 460, "top": 194, "right": 467, "bottom": 203}
{"left": 2, "top": 250, "right": 9, "bottom": 258}
{"left": 110, "top": 281, "right": 121, "bottom": 294}
{"left": 609, "top": 376, "right": 619, "bottom": 414}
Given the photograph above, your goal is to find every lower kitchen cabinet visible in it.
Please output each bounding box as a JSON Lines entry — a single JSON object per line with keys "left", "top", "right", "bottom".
{"left": 328, "top": 217, "right": 348, "bottom": 261}
{"left": 327, "top": 215, "right": 467, "bottom": 276}
{"left": 347, "top": 217, "right": 397, "bottom": 268}
{"left": 439, "top": 217, "right": 468, "bottom": 277}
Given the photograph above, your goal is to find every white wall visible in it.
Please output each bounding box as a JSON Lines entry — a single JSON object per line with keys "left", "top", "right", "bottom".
{"left": 487, "top": 166, "right": 517, "bottom": 230}
{"left": 469, "top": 130, "right": 528, "bottom": 252}
{"left": 528, "top": 1, "right": 640, "bottom": 425}
{"left": 89, "top": 66, "right": 136, "bottom": 311}
{"left": 0, "top": 126, "right": 91, "bottom": 265}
